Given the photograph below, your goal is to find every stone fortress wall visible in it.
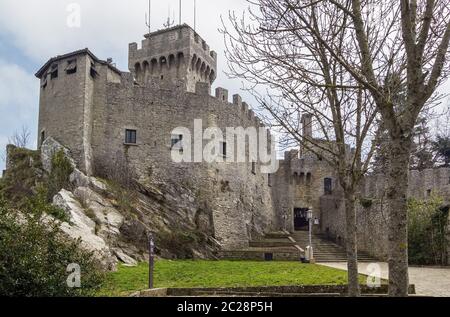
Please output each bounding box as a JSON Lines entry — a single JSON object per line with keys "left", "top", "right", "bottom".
{"left": 35, "top": 24, "right": 276, "bottom": 250}
{"left": 320, "top": 167, "right": 450, "bottom": 260}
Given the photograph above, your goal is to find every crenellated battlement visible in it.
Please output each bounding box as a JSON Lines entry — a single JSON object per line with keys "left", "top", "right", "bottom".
{"left": 129, "top": 24, "right": 217, "bottom": 92}
{"left": 363, "top": 167, "right": 450, "bottom": 201}
{"left": 206, "top": 86, "right": 273, "bottom": 138}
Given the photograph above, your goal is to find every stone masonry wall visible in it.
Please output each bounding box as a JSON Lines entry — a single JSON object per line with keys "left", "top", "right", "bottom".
{"left": 272, "top": 149, "right": 338, "bottom": 234}
{"left": 320, "top": 168, "right": 450, "bottom": 260}
{"left": 90, "top": 79, "right": 275, "bottom": 249}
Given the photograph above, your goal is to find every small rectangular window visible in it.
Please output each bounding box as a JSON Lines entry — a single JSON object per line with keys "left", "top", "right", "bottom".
{"left": 125, "top": 129, "right": 137, "bottom": 144}
{"left": 65, "top": 59, "right": 77, "bottom": 74}
{"left": 171, "top": 134, "right": 183, "bottom": 151}
{"left": 252, "top": 161, "right": 256, "bottom": 175}
{"left": 220, "top": 141, "right": 227, "bottom": 158}
{"left": 50, "top": 64, "right": 58, "bottom": 79}
{"left": 268, "top": 174, "right": 273, "bottom": 187}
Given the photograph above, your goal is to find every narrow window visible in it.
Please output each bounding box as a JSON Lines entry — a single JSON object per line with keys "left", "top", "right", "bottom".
{"left": 220, "top": 141, "right": 227, "bottom": 158}
{"left": 324, "top": 178, "right": 333, "bottom": 195}
{"left": 252, "top": 161, "right": 256, "bottom": 175}
{"left": 41, "top": 75, "right": 48, "bottom": 89}
{"left": 268, "top": 174, "right": 273, "bottom": 187}
{"left": 171, "top": 134, "right": 183, "bottom": 151}
{"left": 426, "top": 189, "right": 432, "bottom": 197}
{"left": 125, "top": 129, "right": 137, "bottom": 144}
{"left": 90, "top": 62, "right": 98, "bottom": 78}
{"left": 65, "top": 59, "right": 77, "bottom": 74}
{"left": 40, "top": 130, "right": 45, "bottom": 147}
{"left": 306, "top": 173, "right": 312, "bottom": 185}
{"left": 50, "top": 64, "right": 58, "bottom": 79}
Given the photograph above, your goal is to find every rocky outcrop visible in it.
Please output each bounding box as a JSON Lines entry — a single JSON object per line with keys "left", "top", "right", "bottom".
{"left": 41, "top": 137, "right": 76, "bottom": 173}
{"left": 41, "top": 138, "right": 145, "bottom": 269}
{"left": 41, "top": 137, "right": 221, "bottom": 269}
{"left": 53, "top": 189, "right": 117, "bottom": 270}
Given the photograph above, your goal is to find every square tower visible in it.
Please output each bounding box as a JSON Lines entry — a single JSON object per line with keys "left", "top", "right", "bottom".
{"left": 129, "top": 24, "right": 218, "bottom": 92}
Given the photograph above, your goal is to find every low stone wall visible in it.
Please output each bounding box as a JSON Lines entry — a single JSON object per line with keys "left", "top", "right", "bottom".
{"left": 320, "top": 196, "right": 389, "bottom": 261}
{"left": 133, "top": 285, "right": 416, "bottom": 297}
{"left": 321, "top": 168, "right": 450, "bottom": 263}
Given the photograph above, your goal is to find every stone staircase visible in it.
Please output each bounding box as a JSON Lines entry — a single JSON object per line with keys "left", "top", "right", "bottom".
{"left": 218, "top": 232, "right": 304, "bottom": 261}
{"left": 218, "top": 231, "right": 378, "bottom": 263}
{"left": 291, "top": 231, "right": 377, "bottom": 263}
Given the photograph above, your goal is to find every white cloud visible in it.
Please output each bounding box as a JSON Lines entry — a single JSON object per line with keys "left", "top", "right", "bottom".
{"left": 0, "top": 59, "right": 39, "bottom": 124}
{"left": 0, "top": 0, "right": 255, "bottom": 103}
{"left": 0, "top": 59, "right": 39, "bottom": 171}
{"left": 0, "top": 1, "right": 247, "bottom": 71}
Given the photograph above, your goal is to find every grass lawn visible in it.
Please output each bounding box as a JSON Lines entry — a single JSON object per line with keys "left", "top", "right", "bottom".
{"left": 98, "top": 260, "right": 367, "bottom": 297}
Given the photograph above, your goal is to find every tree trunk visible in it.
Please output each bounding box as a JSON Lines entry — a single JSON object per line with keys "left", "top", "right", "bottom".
{"left": 386, "top": 136, "right": 412, "bottom": 297}
{"left": 344, "top": 190, "right": 360, "bottom": 296}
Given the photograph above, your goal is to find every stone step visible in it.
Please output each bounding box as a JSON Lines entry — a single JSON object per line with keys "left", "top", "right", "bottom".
{"left": 218, "top": 247, "right": 302, "bottom": 261}
{"left": 249, "top": 240, "right": 296, "bottom": 248}
{"left": 264, "top": 232, "right": 291, "bottom": 239}
{"left": 192, "top": 291, "right": 343, "bottom": 297}
{"left": 290, "top": 232, "right": 378, "bottom": 263}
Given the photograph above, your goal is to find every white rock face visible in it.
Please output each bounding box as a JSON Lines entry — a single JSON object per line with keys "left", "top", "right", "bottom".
{"left": 113, "top": 249, "right": 138, "bottom": 266}
{"left": 74, "top": 187, "right": 124, "bottom": 240}
{"left": 53, "top": 189, "right": 96, "bottom": 233}
{"left": 53, "top": 189, "right": 116, "bottom": 270}
{"left": 40, "top": 137, "right": 76, "bottom": 173}
{"left": 38, "top": 137, "right": 142, "bottom": 268}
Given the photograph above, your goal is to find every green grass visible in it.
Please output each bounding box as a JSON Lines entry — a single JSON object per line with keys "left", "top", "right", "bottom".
{"left": 98, "top": 260, "right": 366, "bottom": 297}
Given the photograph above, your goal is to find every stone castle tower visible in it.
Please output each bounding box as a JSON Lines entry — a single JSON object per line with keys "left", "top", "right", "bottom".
{"left": 129, "top": 24, "right": 217, "bottom": 92}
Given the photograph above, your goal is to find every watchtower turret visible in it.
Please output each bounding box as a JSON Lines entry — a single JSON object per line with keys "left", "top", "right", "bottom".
{"left": 129, "top": 24, "right": 217, "bottom": 92}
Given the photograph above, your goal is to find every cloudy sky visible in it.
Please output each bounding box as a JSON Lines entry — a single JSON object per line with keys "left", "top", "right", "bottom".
{"left": 0, "top": 0, "right": 252, "bottom": 171}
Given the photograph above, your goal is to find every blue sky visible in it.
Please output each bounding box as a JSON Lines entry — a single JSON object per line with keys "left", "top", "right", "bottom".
{"left": 0, "top": 0, "right": 254, "bottom": 171}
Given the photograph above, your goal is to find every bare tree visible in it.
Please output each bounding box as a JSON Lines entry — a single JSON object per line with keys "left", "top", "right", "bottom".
{"left": 224, "top": 0, "right": 450, "bottom": 297}
{"left": 316, "top": 0, "right": 449, "bottom": 297}
{"left": 8, "top": 126, "right": 31, "bottom": 148}
{"left": 222, "top": 1, "right": 380, "bottom": 296}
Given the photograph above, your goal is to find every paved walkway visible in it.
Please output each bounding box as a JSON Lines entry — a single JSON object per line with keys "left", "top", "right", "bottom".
{"left": 319, "top": 262, "right": 450, "bottom": 297}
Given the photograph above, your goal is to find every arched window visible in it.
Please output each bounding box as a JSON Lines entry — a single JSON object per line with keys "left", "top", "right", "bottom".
{"left": 306, "top": 172, "right": 312, "bottom": 185}
{"left": 134, "top": 62, "right": 142, "bottom": 82}
{"left": 142, "top": 61, "right": 150, "bottom": 82}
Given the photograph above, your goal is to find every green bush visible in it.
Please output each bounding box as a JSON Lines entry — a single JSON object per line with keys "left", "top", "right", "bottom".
{"left": 47, "top": 149, "right": 74, "bottom": 200}
{"left": 408, "top": 195, "right": 449, "bottom": 265}
{"left": 24, "top": 185, "right": 71, "bottom": 223}
{"left": 0, "top": 147, "right": 41, "bottom": 205}
{"left": 0, "top": 198, "right": 105, "bottom": 297}
{"left": 359, "top": 197, "right": 373, "bottom": 209}
{"left": 157, "top": 230, "right": 207, "bottom": 259}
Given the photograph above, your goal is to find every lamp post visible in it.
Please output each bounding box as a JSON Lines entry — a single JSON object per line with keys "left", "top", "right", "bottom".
{"left": 282, "top": 211, "right": 287, "bottom": 232}
{"left": 307, "top": 208, "right": 314, "bottom": 262}
{"left": 148, "top": 233, "right": 155, "bottom": 289}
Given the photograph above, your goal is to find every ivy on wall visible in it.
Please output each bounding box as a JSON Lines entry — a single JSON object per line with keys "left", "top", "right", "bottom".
{"left": 408, "top": 195, "right": 449, "bottom": 265}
